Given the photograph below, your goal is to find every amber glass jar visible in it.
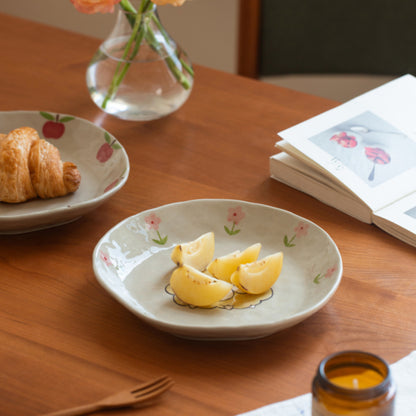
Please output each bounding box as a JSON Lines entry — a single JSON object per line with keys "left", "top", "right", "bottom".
{"left": 312, "top": 351, "right": 396, "bottom": 415}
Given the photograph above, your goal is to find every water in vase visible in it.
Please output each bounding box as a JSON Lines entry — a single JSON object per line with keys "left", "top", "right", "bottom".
{"left": 86, "top": 35, "right": 193, "bottom": 121}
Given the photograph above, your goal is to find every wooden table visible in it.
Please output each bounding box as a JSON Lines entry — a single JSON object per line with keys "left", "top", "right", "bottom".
{"left": 1, "top": 13, "right": 415, "bottom": 416}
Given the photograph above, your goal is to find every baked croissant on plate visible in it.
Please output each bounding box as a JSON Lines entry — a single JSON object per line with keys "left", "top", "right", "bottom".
{"left": 0, "top": 127, "right": 81, "bottom": 203}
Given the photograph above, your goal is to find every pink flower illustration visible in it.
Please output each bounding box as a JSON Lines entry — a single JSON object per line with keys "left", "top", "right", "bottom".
{"left": 99, "top": 250, "right": 112, "bottom": 267}
{"left": 227, "top": 207, "right": 245, "bottom": 225}
{"left": 294, "top": 222, "right": 310, "bottom": 238}
{"left": 284, "top": 221, "right": 310, "bottom": 247}
{"left": 145, "top": 213, "right": 167, "bottom": 245}
{"left": 325, "top": 266, "right": 337, "bottom": 278}
{"left": 225, "top": 206, "right": 245, "bottom": 235}
{"left": 314, "top": 265, "right": 337, "bottom": 284}
{"left": 145, "top": 213, "right": 161, "bottom": 230}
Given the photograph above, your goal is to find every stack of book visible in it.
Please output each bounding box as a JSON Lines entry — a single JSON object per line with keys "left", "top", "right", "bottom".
{"left": 270, "top": 74, "right": 416, "bottom": 247}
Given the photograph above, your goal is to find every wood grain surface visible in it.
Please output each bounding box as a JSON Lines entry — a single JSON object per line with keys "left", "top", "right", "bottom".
{"left": 1, "top": 13, "right": 415, "bottom": 416}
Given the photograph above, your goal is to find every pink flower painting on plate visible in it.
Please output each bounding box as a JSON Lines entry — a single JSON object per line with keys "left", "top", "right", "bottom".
{"left": 284, "top": 221, "right": 310, "bottom": 247}
{"left": 314, "top": 265, "right": 337, "bottom": 284}
{"left": 99, "top": 250, "right": 113, "bottom": 267}
{"left": 225, "top": 206, "right": 245, "bottom": 235}
{"left": 325, "top": 266, "right": 337, "bottom": 278}
{"left": 145, "top": 213, "right": 167, "bottom": 245}
{"left": 294, "top": 222, "right": 310, "bottom": 237}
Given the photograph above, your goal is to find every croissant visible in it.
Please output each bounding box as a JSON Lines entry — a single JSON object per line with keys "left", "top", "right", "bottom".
{"left": 0, "top": 127, "right": 81, "bottom": 203}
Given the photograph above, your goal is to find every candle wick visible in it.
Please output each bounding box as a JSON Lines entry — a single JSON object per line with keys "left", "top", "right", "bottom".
{"left": 353, "top": 378, "right": 359, "bottom": 389}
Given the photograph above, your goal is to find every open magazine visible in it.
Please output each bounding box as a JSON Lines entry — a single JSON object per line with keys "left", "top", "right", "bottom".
{"left": 270, "top": 74, "right": 416, "bottom": 248}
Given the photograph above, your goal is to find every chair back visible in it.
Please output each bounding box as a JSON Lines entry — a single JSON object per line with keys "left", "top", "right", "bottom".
{"left": 238, "top": 0, "right": 416, "bottom": 78}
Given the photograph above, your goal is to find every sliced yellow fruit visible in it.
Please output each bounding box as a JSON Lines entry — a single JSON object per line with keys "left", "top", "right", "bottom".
{"left": 230, "top": 252, "right": 283, "bottom": 294}
{"left": 206, "top": 243, "right": 262, "bottom": 282}
{"left": 170, "top": 264, "right": 233, "bottom": 307}
{"left": 171, "top": 232, "right": 215, "bottom": 271}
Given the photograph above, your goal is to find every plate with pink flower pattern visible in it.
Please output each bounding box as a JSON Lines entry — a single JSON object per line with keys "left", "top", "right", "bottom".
{"left": 93, "top": 199, "right": 342, "bottom": 340}
{"left": 0, "top": 111, "right": 129, "bottom": 233}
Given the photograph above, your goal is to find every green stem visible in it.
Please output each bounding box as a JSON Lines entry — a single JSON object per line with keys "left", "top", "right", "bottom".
{"left": 181, "top": 59, "right": 194, "bottom": 77}
{"left": 144, "top": 26, "right": 191, "bottom": 90}
{"left": 102, "top": 1, "right": 151, "bottom": 108}
{"left": 120, "top": 0, "right": 137, "bottom": 25}
{"left": 150, "top": 13, "right": 194, "bottom": 78}
{"left": 101, "top": 0, "right": 193, "bottom": 109}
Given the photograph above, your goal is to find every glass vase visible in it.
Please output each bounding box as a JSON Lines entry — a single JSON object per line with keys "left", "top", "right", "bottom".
{"left": 86, "top": 2, "right": 194, "bottom": 121}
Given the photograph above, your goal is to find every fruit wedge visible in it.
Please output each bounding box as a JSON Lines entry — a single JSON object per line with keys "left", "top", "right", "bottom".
{"left": 207, "top": 243, "right": 262, "bottom": 282}
{"left": 230, "top": 252, "right": 283, "bottom": 294}
{"left": 170, "top": 264, "right": 233, "bottom": 307}
{"left": 171, "top": 232, "right": 215, "bottom": 271}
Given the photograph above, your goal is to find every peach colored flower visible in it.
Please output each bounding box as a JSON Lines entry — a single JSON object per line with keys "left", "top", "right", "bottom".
{"left": 151, "top": 0, "right": 186, "bottom": 6}
{"left": 70, "top": 0, "right": 121, "bottom": 14}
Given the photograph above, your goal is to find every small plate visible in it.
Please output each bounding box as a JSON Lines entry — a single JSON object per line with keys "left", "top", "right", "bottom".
{"left": 0, "top": 111, "right": 129, "bottom": 234}
{"left": 93, "top": 199, "right": 342, "bottom": 340}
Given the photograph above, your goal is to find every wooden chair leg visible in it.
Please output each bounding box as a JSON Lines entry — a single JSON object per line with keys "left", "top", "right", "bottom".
{"left": 237, "top": 0, "right": 261, "bottom": 78}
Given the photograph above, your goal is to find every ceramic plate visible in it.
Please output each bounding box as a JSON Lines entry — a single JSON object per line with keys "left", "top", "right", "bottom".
{"left": 0, "top": 111, "right": 129, "bottom": 233}
{"left": 93, "top": 199, "right": 342, "bottom": 340}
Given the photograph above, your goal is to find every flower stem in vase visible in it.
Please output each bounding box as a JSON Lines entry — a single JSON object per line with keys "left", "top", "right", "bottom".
{"left": 84, "top": 0, "right": 193, "bottom": 121}
{"left": 149, "top": 13, "right": 194, "bottom": 79}
{"left": 102, "top": 2, "right": 149, "bottom": 109}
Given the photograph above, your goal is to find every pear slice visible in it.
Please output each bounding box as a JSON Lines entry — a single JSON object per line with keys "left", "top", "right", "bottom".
{"left": 170, "top": 264, "right": 233, "bottom": 307}
{"left": 230, "top": 252, "right": 283, "bottom": 294}
{"left": 207, "top": 243, "right": 262, "bottom": 282}
{"left": 171, "top": 232, "right": 215, "bottom": 271}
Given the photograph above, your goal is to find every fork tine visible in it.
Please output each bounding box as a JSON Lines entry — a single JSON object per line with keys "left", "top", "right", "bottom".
{"left": 42, "top": 376, "right": 174, "bottom": 415}
{"left": 131, "top": 375, "right": 173, "bottom": 396}
{"left": 131, "top": 375, "right": 171, "bottom": 394}
{"left": 131, "top": 378, "right": 174, "bottom": 402}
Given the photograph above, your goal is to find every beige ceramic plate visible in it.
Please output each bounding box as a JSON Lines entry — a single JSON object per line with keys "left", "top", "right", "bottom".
{"left": 0, "top": 111, "right": 129, "bottom": 233}
{"left": 93, "top": 199, "right": 343, "bottom": 340}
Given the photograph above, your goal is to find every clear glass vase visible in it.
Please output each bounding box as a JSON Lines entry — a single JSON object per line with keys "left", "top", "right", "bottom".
{"left": 86, "top": 2, "right": 193, "bottom": 121}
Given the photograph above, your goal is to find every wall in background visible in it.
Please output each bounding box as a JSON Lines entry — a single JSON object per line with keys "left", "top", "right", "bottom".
{"left": 0, "top": 1, "right": 395, "bottom": 101}
{"left": 0, "top": 0, "right": 239, "bottom": 73}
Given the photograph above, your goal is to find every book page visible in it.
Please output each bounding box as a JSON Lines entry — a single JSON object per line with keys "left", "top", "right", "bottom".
{"left": 373, "top": 192, "right": 416, "bottom": 246}
{"left": 275, "top": 140, "right": 353, "bottom": 194}
{"left": 272, "top": 151, "right": 356, "bottom": 198}
{"left": 270, "top": 153, "right": 373, "bottom": 223}
{"left": 278, "top": 75, "right": 416, "bottom": 213}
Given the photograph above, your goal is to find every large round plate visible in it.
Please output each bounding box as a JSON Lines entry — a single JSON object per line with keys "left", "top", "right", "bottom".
{"left": 93, "top": 199, "right": 342, "bottom": 340}
{"left": 0, "top": 111, "right": 129, "bottom": 233}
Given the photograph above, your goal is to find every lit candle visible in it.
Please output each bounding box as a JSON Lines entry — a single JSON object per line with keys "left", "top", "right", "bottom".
{"left": 329, "top": 367, "right": 385, "bottom": 389}
{"left": 312, "top": 351, "right": 396, "bottom": 415}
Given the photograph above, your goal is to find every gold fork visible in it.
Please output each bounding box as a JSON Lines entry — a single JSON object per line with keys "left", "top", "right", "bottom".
{"left": 42, "top": 375, "right": 174, "bottom": 416}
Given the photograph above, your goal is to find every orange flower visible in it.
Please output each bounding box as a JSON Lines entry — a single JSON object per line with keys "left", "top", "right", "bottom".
{"left": 70, "top": 0, "right": 122, "bottom": 14}
{"left": 151, "top": 0, "right": 186, "bottom": 6}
